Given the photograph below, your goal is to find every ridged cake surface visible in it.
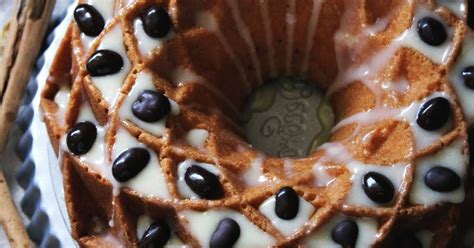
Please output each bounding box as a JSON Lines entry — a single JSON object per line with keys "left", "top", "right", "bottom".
{"left": 41, "top": 0, "right": 474, "bottom": 247}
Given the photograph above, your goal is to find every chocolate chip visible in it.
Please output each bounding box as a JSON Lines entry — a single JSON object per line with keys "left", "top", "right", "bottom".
{"left": 417, "top": 17, "right": 448, "bottom": 46}
{"left": 74, "top": 4, "right": 105, "bottom": 37}
{"left": 112, "top": 148, "right": 150, "bottom": 182}
{"left": 66, "top": 121, "right": 97, "bottom": 155}
{"left": 424, "top": 166, "right": 461, "bottom": 192}
{"left": 275, "top": 187, "right": 299, "bottom": 220}
{"left": 86, "top": 49, "right": 124, "bottom": 77}
{"left": 331, "top": 219, "right": 359, "bottom": 248}
{"left": 141, "top": 6, "right": 173, "bottom": 38}
{"left": 462, "top": 66, "right": 474, "bottom": 90}
{"left": 210, "top": 218, "right": 240, "bottom": 248}
{"left": 362, "top": 172, "right": 395, "bottom": 203}
{"left": 139, "top": 221, "right": 171, "bottom": 248}
{"left": 416, "top": 97, "right": 451, "bottom": 131}
{"left": 184, "top": 165, "right": 224, "bottom": 200}
{"left": 132, "top": 90, "right": 171, "bottom": 123}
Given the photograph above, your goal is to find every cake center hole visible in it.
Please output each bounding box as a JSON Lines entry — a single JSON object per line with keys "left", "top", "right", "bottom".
{"left": 242, "top": 77, "right": 335, "bottom": 158}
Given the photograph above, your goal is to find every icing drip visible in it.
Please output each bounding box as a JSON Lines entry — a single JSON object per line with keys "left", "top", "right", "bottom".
{"left": 410, "top": 138, "right": 468, "bottom": 205}
{"left": 133, "top": 18, "right": 175, "bottom": 57}
{"left": 313, "top": 164, "right": 336, "bottom": 187}
{"left": 119, "top": 71, "right": 179, "bottom": 137}
{"left": 171, "top": 67, "right": 239, "bottom": 115}
{"left": 91, "top": 24, "right": 131, "bottom": 105}
{"left": 346, "top": 162, "right": 408, "bottom": 207}
{"left": 437, "top": 0, "right": 467, "bottom": 18}
{"left": 185, "top": 129, "right": 209, "bottom": 149}
{"left": 112, "top": 128, "right": 171, "bottom": 198}
{"left": 224, "top": 0, "right": 263, "bottom": 85}
{"left": 285, "top": 0, "right": 297, "bottom": 75}
{"left": 243, "top": 154, "right": 269, "bottom": 186}
{"left": 176, "top": 160, "right": 220, "bottom": 199}
{"left": 258, "top": 0, "right": 277, "bottom": 77}
{"left": 81, "top": 0, "right": 116, "bottom": 49}
{"left": 180, "top": 209, "right": 276, "bottom": 247}
{"left": 305, "top": 215, "right": 378, "bottom": 248}
{"left": 196, "top": 12, "right": 250, "bottom": 91}
{"left": 259, "top": 194, "right": 315, "bottom": 236}
{"left": 53, "top": 85, "right": 71, "bottom": 126}
{"left": 301, "top": 0, "right": 323, "bottom": 75}
{"left": 448, "top": 30, "right": 474, "bottom": 123}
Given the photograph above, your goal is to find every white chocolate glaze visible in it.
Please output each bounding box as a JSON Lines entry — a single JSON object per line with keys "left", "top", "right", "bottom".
{"left": 346, "top": 161, "right": 408, "bottom": 207}
{"left": 258, "top": 0, "right": 277, "bottom": 77}
{"left": 224, "top": 0, "right": 263, "bottom": 85}
{"left": 136, "top": 215, "right": 184, "bottom": 247}
{"left": 133, "top": 18, "right": 175, "bottom": 57}
{"left": 185, "top": 129, "right": 209, "bottom": 149}
{"left": 196, "top": 11, "right": 250, "bottom": 90}
{"left": 54, "top": 85, "right": 71, "bottom": 126}
{"left": 259, "top": 194, "right": 315, "bottom": 236}
{"left": 91, "top": 24, "right": 131, "bottom": 105}
{"left": 437, "top": 0, "right": 466, "bottom": 18}
{"left": 313, "top": 164, "right": 336, "bottom": 187}
{"left": 112, "top": 128, "right": 171, "bottom": 198}
{"left": 449, "top": 30, "right": 474, "bottom": 123}
{"left": 243, "top": 154, "right": 269, "bottom": 186}
{"left": 69, "top": 100, "right": 108, "bottom": 176}
{"left": 304, "top": 215, "right": 378, "bottom": 248}
{"left": 119, "top": 71, "right": 179, "bottom": 137}
{"left": 176, "top": 160, "right": 220, "bottom": 199}
{"left": 417, "top": 230, "right": 434, "bottom": 248}
{"left": 301, "top": 0, "right": 323, "bottom": 75}
{"left": 285, "top": 0, "right": 297, "bottom": 75}
{"left": 410, "top": 138, "right": 468, "bottom": 205}
{"left": 81, "top": 0, "right": 116, "bottom": 48}
{"left": 180, "top": 209, "right": 276, "bottom": 247}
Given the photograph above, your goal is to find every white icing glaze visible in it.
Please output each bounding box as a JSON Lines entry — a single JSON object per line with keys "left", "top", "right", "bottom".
{"left": 133, "top": 18, "right": 175, "bottom": 57}
{"left": 70, "top": 100, "right": 108, "bottom": 176}
{"left": 417, "top": 230, "right": 434, "bottom": 248}
{"left": 259, "top": 194, "right": 315, "bottom": 236}
{"left": 224, "top": 0, "right": 263, "bottom": 85}
{"left": 333, "top": 92, "right": 453, "bottom": 153}
{"left": 301, "top": 0, "right": 323, "bottom": 75}
{"left": 449, "top": 30, "right": 474, "bottom": 123}
{"left": 136, "top": 215, "right": 184, "bottom": 247}
{"left": 112, "top": 128, "right": 171, "bottom": 198}
{"left": 410, "top": 138, "right": 468, "bottom": 205}
{"left": 91, "top": 24, "right": 131, "bottom": 105}
{"left": 285, "top": 0, "right": 296, "bottom": 75}
{"left": 180, "top": 209, "right": 276, "bottom": 247}
{"left": 119, "top": 71, "right": 179, "bottom": 136}
{"left": 196, "top": 11, "right": 250, "bottom": 90}
{"left": 243, "top": 154, "right": 269, "bottom": 186}
{"left": 81, "top": 0, "right": 116, "bottom": 48}
{"left": 395, "top": 7, "right": 455, "bottom": 65}
{"left": 185, "top": 129, "right": 209, "bottom": 149}
{"left": 176, "top": 160, "right": 220, "bottom": 199}
{"left": 313, "top": 164, "right": 336, "bottom": 187}
{"left": 258, "top": 0, "right": 277, "bottom": 77}
{"left": 345, "top": 161, "right": 408, "bottom": 207}
{"left": 54, "top": 85, "right": 71, "bottom": 126}
{"left": 437, "top": 0, "right": 466, "bottom": 18}
{"left": 171, "top": 67, "right": 238, "bottom": 115}
{"left": 304, "top": 215, "right": 378, "bottom": 248}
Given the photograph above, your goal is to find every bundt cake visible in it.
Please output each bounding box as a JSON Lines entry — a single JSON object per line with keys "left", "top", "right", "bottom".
{"left": 40, "top": 0, "right": 474, "bottom": 247}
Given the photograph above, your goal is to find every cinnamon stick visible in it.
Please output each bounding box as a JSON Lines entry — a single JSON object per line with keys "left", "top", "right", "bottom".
{"left": 0, "top": 0, "right": 56, "bottom": 246}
